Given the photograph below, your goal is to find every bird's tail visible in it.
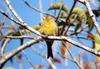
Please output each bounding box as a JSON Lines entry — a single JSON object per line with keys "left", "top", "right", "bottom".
{"left": 46, "top": 41, "right": 53, "bottom": 58}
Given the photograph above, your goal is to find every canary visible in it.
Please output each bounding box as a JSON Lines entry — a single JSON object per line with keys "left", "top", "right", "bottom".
{"left": 35, "top": 16, "right": 58, "bottom": 58}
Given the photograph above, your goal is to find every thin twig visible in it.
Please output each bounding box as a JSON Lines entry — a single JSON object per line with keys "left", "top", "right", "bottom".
{"left": 4, "top": 0, "right": 24, "bottom": 23}
{"left": 1, "top": 35, "right": 100, "bottom": 68}
{"left": 22, "top": 51, "right": 34, "bottom": 69}
{"left": 23, "top": 0, "right": 59, "bottom": 20}
{"left": 1, "top": 34, "right": 100, "bottom": 68}
{"left": 1, "top": 38, "right": 10, "bottom": 57}
{"left": 3, "top": 35, "right": 34, "bottom": 39}
{"left": 62, "top": 41, "right": 82, "bottom": 69}
{"left": 61, "top": 0, "right": 77, "bottom": 35}
{"left": 23, "top": 0, "right": 49, "bottom": 16}
{"left": 78, "top": 0, "right": 100, "bottom": 35}
{"left": 30, "top": 47, "right": 46, "bottom": 58}
{"left": 55, "top": 1, "right": 63, "bottom": 22}
{"left": 30, "top": 47, "right": 56, "bottom": 69}
{"left": 45, "top": 35, "right": 100, "bottom": 56}
{"left": 0, "top": 2, "right": 100, "bottom": 68}
{"left": 0, "top": 38, "right": 42, "bottom": 68}
{"left": 0, "top": 8, "right": 42, "bottom": 36}
{"left": 68, "top": 49, "right": 81, "bottom": 69}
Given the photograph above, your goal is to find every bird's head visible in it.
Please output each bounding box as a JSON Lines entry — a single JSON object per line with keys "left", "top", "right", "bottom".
{"left": 43, "top": 16, "right": 54, "bottom": 22}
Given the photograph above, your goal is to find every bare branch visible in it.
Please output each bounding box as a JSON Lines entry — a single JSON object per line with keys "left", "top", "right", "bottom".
{"left": 0, "top": 8, "right": 42, "bottom": 36}
{"left": 78, "top": 0, "right": 100, "bottom": 35}
{"left": 23, "top": 0, "right": 49, "bottom": 16}
{"left": 0, "top": 34, "right": 100, "bottom": 68}
{"left": 1, "top": 34, "right": 100, "bottom": 68}
{"left": 0, "top": 38, "right": 42, "bottom": 68}
{"left": 3, "top": 35, "right": 34, "bottom": 39}
{"left": 22, "top": 51, "right": 34, "bottom": 68}
{"left": 68, "top": 49, "right": 82, "bottom": 69}
{"left": 4, "top": 0, "right": 24, "bottom": 23}
{"left": 0, "top": 0, "right": 99, "bottom": 69}
{"left": 30, "top": 47, "right": 56, "bottom": 69}
{"left": 61, "top": 0, "right": 77, "bottom": 35}
{"left": 45, "top": 35, "right": 100, "bottom": 56}
{"left": 62, "top": 41, "right": 82, "bottom": 69}
{"left": 1, "top": 38, "right": 10, "bottom": 57}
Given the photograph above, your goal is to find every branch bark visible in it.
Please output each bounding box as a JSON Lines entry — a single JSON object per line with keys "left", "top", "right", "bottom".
{"left": 78, "top": 0, "right": 100, "bottom": 35}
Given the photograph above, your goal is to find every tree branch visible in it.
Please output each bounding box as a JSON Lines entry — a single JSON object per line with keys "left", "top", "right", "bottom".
{"left": 30, "top": 47, "right": 56, "bottom": 69}
{"left": 61, "top": 0, "right": 77, "bottom": 35}
{"left": 0, "top": 37, "right": 42, "bottom": 68}
{"left": 46, "top": 35, "right": 100, "bottom": 56}
{"left": 1, "top": 34, "right": 100, "bottom": 68}
{"left": 0, "top": 8, "right": 42, "bottom": 36}
{"left": 4, "top": 0, "right": 24, "bottom": 23}
{"left": 78, "top": 0, "right": 100, "bottom": 35}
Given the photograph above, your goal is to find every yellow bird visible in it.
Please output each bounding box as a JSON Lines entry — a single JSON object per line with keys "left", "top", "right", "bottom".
{"left": 35, "top": 16, "right": 58, "bottom": 58}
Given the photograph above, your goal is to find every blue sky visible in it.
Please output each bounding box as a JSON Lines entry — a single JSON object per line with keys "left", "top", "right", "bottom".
{"left": 0, "top": 0, "right": 99, "bottom": 69}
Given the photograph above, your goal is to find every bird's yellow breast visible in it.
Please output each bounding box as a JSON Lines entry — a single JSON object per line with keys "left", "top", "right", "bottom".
{"left": 38, "top": 16, "right": 58, "bottom": 35}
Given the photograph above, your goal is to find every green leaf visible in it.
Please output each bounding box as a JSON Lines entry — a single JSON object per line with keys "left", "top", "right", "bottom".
{"left": 94, "top": 34, "right": 100, "bottom": 44}
{"left": 48, "top": 3, "right": 68, "bottom": 12}
{"left": 72, "top": 7, "right": 87, "bottom": 24}
{"left": 85, "top": 11, "right": 95, "bottom": 32}
{"left": 93, "top": 34, "right": 100, "bottom": 51}
{"left": 86, "top": 17, "right": 94, "bottom": 32}
{"left": 74, "top": 23, "right": 81, "bottom": 33}
{"left": 94, "top": 43, "right": 100, "bottom": 51}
